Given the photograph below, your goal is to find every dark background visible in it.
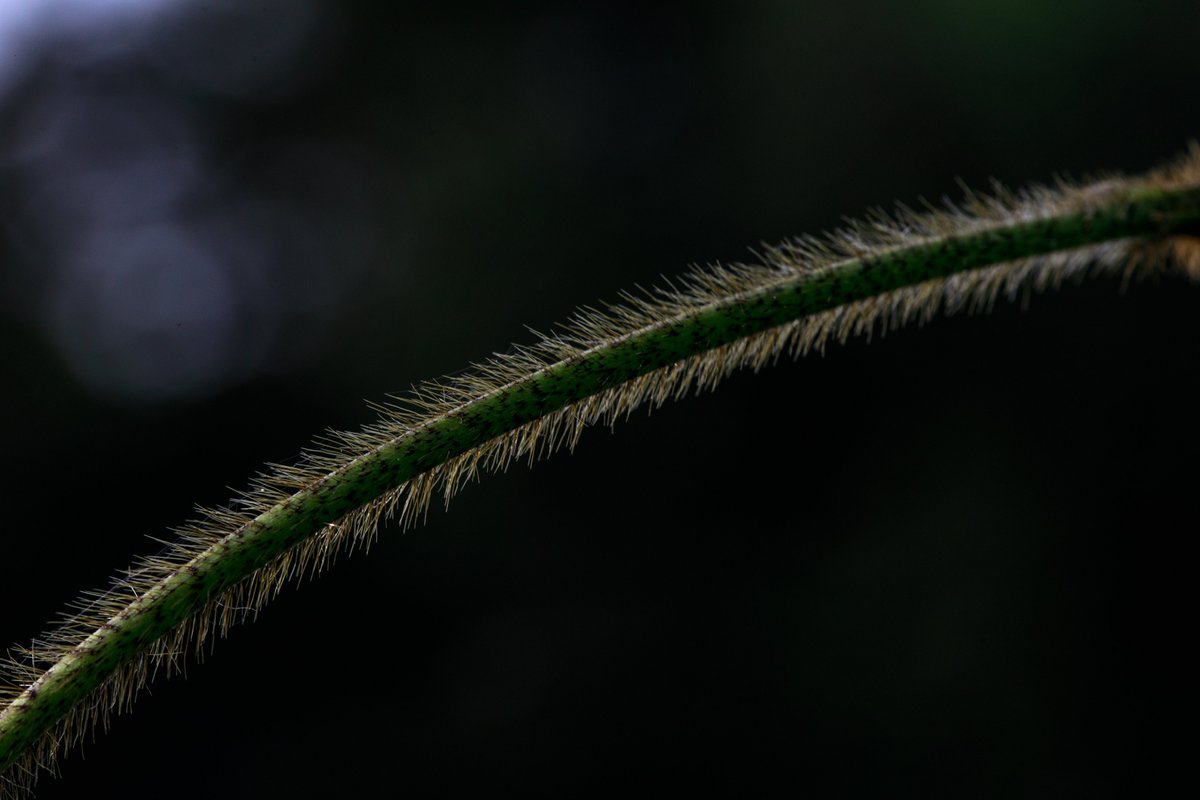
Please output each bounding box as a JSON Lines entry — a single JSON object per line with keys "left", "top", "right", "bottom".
{"left": 2, "top": 1, "right": 1198, "bottom": 796}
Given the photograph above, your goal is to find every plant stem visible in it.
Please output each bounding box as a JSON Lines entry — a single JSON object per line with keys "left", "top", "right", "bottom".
{"left": 3, "top": 177, "right": 1199, "bottom": 778}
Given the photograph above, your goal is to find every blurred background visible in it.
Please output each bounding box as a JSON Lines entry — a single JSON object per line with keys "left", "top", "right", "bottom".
{"left": 2, "top": 0, "right": 1198, "bottom": 796}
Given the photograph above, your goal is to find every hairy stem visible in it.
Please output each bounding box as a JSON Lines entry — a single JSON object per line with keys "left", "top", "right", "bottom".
{"left": 3, "top": 175, "right": 1200, "bottom": 781}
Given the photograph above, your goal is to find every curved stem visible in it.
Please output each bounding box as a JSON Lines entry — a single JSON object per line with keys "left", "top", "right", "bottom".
{"left": 3, "top": 176, "right": 1199, "bottom": 780}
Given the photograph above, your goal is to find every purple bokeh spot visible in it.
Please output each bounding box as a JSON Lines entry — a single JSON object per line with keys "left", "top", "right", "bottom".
{"left": 51, "top": 225, "right": 242, "bottom": 402}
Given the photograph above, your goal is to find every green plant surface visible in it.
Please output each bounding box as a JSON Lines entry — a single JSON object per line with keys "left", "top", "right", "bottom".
{"left": 2, "top": 148, "right": 1200, "bottom": 797}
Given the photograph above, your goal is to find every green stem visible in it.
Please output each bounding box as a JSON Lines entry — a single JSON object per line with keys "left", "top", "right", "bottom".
{"left": 3, "top": 180, "right": 1199, "bottom": 775}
